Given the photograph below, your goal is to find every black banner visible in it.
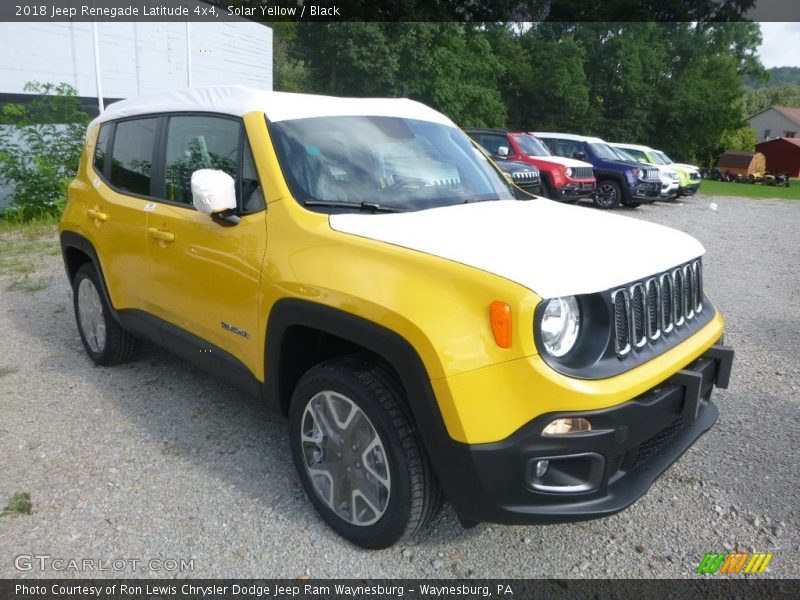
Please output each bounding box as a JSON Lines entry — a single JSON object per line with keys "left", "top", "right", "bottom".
{"left": 2, "top": 579, "right": 799, "bottom": 600}
{"left": 1, "top": 0, "right": 800, "bottom": 23}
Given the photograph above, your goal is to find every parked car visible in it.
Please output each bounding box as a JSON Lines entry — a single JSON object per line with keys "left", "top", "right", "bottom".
{"left": 610, "top": 143, "right": 680, "bottom": 200}
{"left": 60, "top": 86, "right": 734, "bottom": 549}
{"left": 535, "top": 132, "right": 662, "bottom": 209}
{"left": 470, "top": 140, "right": 542, "bottom": 196}
{"left": 464, "top": 128, "right": 595, "bottom": 203}
{"left": 650, "top": 149, "right": 702, "bottom": 196}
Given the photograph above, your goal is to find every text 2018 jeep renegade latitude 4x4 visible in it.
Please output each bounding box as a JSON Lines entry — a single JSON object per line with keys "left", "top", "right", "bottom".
{"left": 60, "top": 87, "right": 734, "bottom": 548}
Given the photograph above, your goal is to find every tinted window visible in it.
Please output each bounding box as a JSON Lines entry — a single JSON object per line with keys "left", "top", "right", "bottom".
{"left": 165, "top": 115, "right": 241, "bottom": 205}
{"left": 110, "top": 118, "right": 158, "bottom": 196}
{"left": 94, "top": 123, "right": 111, "bottom": 175}
{"left": 476, "top": 134, "right": 508, "bottom": 156}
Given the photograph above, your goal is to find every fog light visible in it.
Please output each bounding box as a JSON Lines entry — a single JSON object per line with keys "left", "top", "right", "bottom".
{"left": 542, "top": 417, "right": 592, "bottom": 436}
{"left": 535, "top": 460, "right": 549, "bottom": 478}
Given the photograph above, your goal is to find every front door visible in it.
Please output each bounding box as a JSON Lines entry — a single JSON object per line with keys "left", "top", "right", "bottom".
{"left": 142, "top": 114, "right": 267, "bottom": 375}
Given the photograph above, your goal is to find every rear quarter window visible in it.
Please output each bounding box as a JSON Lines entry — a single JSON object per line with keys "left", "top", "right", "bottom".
{"left": 93, "top": 124, "right": 111, "bottom": 176}
{"left": 110, "top": 118, "right": 158, "bottom": 196}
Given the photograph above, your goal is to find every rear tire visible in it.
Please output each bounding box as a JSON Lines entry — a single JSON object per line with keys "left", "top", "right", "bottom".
{"left": 289, "top": 356, "right": 441, "bottom": 549}
{"left": 594, "top": 180, "right": 622, "bottom": 209}
{"left": 73, "top": 263, "right": 140, "bottom": 366}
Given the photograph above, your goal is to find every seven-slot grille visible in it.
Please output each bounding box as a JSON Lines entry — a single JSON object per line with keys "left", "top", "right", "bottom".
{"left": 570, "top": 167, "right": 594, "bottom": 180}
{"left": 511, "top": 170, "right": 541, "bottom": 187}
{"left": 611, "top": 259, "right": 703, "bottom": 356}
{"left": 643, "top": 168, "right": 660, "bottom": 181}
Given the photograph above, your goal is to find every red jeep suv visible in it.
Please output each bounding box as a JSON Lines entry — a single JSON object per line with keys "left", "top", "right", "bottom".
{"left": 465, "top": 129, "right": 596, "bottom": 203}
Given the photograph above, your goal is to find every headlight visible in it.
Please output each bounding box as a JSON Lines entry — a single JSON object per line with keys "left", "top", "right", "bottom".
{"left": 637, "top": 168, "right": 646, "bottom": 179}
{"left": 564, "top": 167, "right": 573, "bottom": 177}
{"left": 540, "top": 296, "right": 580, "bottom": 357}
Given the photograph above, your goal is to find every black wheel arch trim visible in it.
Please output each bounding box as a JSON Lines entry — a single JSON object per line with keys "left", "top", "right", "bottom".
{"left": 263, "top": 298, "right": 473, "bottom": 511}
{"left": 60, "top": 231, "right": 122, "bottom": 327}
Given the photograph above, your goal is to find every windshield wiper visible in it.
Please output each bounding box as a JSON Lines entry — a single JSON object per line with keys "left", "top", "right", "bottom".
{"left": 303, "top": 199, "right": 404, "bottom": 213}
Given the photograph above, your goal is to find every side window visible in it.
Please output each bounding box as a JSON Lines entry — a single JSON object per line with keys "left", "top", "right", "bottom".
{"left": 241, "top": 142, "right": 265, "bottom": 212}
{"left": 93, "top": 123, "right": 111, "bottom": 176}
{"left": 540, "top": 138, "right": 558, "bottom": 155}
{"left": 110, "top": 118, "right": 158, "bottom": 196}
{"left": 479, "top": 134, "right": 508, "bottom": 156}
{"left": 165, "top": 115, "right": 241, "bottom": 205}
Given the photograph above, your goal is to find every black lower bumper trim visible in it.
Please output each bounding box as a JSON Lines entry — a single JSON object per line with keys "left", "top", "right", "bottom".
{"left": 442, "top": 343, "right": 733, "bottom": 525}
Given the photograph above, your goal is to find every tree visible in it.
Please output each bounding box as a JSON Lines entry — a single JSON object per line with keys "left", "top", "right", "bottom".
{"left": 0, "top": 82, "right": 89, "bottom": 221}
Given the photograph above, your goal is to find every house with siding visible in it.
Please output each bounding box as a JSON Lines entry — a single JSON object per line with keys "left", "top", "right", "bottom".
{"left": 747, "top": 105, "right": 800, "bottom": 142}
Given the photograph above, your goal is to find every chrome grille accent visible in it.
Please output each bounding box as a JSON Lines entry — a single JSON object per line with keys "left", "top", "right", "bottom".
{"left": 612, "top": 289, "right": 631, "bottom": 356}
{"left": 611, "top": 260, "right": 704, "bottom": 357}
{"left": 645, "top": 168, "right": 660, "bottom": 181}
{"left": 683, "top": 264, "right": 695, "bottom": 320}
{"left": 660, "top": 273, "right": 673, "bottom": 333}
{"left": 630, "top": 283, "right": 647, "bottom": 348}
{"left": 672, "top": 268, "right": 685, "bottom": 327}
{"left": 646, "top": 277, "right": 660, "bottom": 340}
{"left": 572, "top": 167, "right": 594, "bottom": 180}
{"left": 693, "top": 260, "right": 703, "bottom": 313}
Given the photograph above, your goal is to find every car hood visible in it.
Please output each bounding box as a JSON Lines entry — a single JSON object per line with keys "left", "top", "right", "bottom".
{"left": 496, "top": 160, "right": 540, "bottom": 174}
{"left": 531, "top": 155, "right": 593, "bottom": 169}
{"left": 672, "top": 162, "right": 700, "bottom": 173}
{"left": 329, "top": 199, "right": 705, "bottom": 298}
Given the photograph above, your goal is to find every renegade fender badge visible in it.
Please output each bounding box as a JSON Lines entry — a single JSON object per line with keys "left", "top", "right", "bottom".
{"left": 221, "top": 321, "right": 249, "bottom": 338}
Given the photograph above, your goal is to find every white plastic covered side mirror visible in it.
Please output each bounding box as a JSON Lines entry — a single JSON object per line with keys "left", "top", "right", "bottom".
{"left": 497, "top": 146, "right": 509, "bottom": 157}
{"left": 191, "top": 169, "right": 236, "bottom": 215}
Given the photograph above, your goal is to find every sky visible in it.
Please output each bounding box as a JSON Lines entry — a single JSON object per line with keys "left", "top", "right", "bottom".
{"left": 757, "top": 22, "right": 800, "bottom": 68}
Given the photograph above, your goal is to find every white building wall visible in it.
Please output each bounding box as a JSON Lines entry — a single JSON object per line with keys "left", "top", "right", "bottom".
{"left": 748, "top": 109, "right": 800, "bottom": 141}
{"left": 0, "top": 20, "right": 272, "bottom": 100}
{"left": 0, "top": 18, "right": 271, "bottom": 206}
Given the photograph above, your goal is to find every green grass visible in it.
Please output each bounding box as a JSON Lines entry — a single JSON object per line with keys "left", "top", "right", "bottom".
{"left": 0, "top": 218, "right": 58, "bottom": 291}
{"left": 700, "top": 178, "right": 800, "bottom": 200}
{"left": 0, "top": 492, "right": 32, "bottom": 517}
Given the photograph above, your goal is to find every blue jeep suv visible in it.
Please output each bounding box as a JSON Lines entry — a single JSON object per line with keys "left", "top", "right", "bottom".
{"left": 534, "top": 132, "right": 662, "bottom": 209}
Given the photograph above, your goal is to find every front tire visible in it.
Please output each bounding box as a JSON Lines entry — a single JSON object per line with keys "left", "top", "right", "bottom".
{"left": 73, "top": 263, "right": 140, "bottom": 366}
{"left": 594, "top": 180, "right": 622, "bottom": 209}
{"left": 289, "top": 356, "right": 440, "bottom": 549}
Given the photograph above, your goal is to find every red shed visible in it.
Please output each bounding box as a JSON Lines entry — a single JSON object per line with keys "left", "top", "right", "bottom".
{"left": 755, "top": 137, "right": 800, "bottom": 178}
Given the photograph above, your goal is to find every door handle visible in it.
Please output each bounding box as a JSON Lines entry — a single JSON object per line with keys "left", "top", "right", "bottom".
{"left": 87, "top": 209, "right": 108, "bottom": 222}
{"left": 148, "top": 228, "right": 175, "bottom": 243}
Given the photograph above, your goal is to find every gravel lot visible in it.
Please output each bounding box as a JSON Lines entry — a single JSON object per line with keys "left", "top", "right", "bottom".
{"left": 0, "top": 194, "right": 798, "bottom": 579}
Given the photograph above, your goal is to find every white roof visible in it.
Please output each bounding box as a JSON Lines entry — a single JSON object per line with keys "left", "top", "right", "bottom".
{"left": 90, "top": 85, "right": 456, "bottom": 128}
{"left": 610, "top": 142, "right": 654, "bottom": 152}
{"left": 532, "top": 132, "right": 607, "bottom": 144}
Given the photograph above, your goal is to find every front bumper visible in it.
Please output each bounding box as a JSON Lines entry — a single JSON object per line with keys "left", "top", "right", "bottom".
{"left": 442, "top": 343, "right": 734, "bottom": 525}
{"left": 679, "top": 183, "right": 700, "bottom": 196}
{"left": 630, "top": 180, "right": 661, "bottom": 201}
{"left": 558, "top": 181, "right": 596, "bottom": 199}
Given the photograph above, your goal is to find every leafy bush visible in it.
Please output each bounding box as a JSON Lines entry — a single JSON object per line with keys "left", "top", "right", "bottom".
{"left": 0, "top": 82, "right": 89, "bottom": 222}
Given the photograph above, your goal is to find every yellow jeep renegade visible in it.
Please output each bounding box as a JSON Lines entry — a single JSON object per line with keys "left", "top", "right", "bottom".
{"left": 60, "top": 86, "right": 734, "bottom": 548}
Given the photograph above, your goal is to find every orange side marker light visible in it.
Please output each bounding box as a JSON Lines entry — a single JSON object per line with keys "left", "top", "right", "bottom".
{"left": 490, "top": 301, "right": 512, "bottom": 348}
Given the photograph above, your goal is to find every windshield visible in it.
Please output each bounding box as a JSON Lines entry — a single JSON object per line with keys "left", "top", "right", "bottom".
{"left": 649, "top": 151, "right": 668, "bottom": 165}
{"left": 612, "top": 148, "right": 637, "bottom": 162}
{"left": 618, "top": 147, "right": 649, "bottom": 163}
{"left": 654, "top": 150, "right": 673, "bottom": 164}
{"left": 269, "top": 116, "right": 516, "bottom": 212}
{"left": 511, "top": 133, "right": 551, "bottom": 157}
{"left": 588, "top": 142, "right": 621, "bottom": 161}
